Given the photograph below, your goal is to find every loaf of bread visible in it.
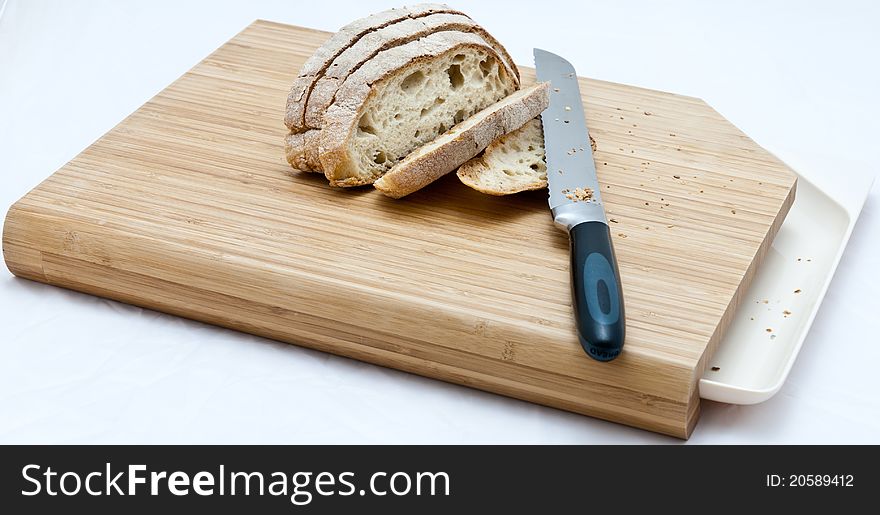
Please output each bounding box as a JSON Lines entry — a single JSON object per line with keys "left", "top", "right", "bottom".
{"left": 284, "top": 3, "right": 519, "bottom": 175}
{"left": 374, "top": 83, "right": 549, "bottom": 198}
{"left": 285, "top": 25, "right": 519, "bottom": 172}
{"left": 282, "top": 4, "right": 561, "bottom": 198}
{"left": 303, "top": 13, "right": 518, "bottom": 132}
{"left": 285, "top": 3, "right": 464, "bottom": 132}
{"left": 319, "top": 31, "right": 518, "bottom": 187}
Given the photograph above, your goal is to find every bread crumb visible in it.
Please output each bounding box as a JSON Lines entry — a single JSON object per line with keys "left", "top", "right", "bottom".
{"left": 783, "top": 310, "right": 792, "bottom": 317}
{"left": 731, "top": 209, "right": 736, "bottom": 214}
{"left": 666, "top": 224, "right": 675, "bottom": 228}
{"left": 673, "top": 175, "right": 680, "bottom": 179}
{"left": 561, "top": 187, "right": 593, "bottom": 202}
{"left": 710, "top": 366, "right": 720, "bottom": 372}
{"left": 750, "top": 316, "right": 755, "bottom": 320}
{"left": 794, "top": 289, "right": 802, "bottom": 294}
{"left": 564, "top": 106, "right": 572, "bottom": 111}
{"left": 766, "top": 328, "right": 773, "bottom": 333}
{"left": 644, "top": 111, "right": 652, "bottom": 116}
{"left": 617, "top": 233, "right": 627, "bottom": 238}
{"left": 762, "top": 300, "right": 769, "bottom": 304}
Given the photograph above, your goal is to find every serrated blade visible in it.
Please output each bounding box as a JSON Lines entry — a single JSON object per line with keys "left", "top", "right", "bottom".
{"left": 535, "top": 49, "right": 605, "bottom": 219}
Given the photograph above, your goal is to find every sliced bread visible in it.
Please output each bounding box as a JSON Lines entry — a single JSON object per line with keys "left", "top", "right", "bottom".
{"left": 456, "top": 118, "right": 546, "bottom": 195}
{"left": 285, "top": 3, "right": 464, "bottom": 132}
{"left": 457, "top": 120, "right": 599, "bottom": 195}
{"left": 303, "top": 12, "right": 519, "bottom": 130}
{"left": 285, "top": 14, "right": 519, "bottom": 174}
{"left": 319, "top": 31, "right": 518, "bottom": 187}
{"left": 374, "top": 82, "right": 550, "bottom": 198}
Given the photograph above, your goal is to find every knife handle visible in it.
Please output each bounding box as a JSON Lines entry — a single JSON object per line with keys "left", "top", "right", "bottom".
{"left": 569, "top": 221, "right": 625, "bottom": 361}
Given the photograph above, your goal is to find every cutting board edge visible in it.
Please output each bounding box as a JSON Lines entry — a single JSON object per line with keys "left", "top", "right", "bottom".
{"left": 3, "top": 211, "right": 699, "bottom": 439}
{"left": 2, "top": 202, "right": 696, "bottom": 439}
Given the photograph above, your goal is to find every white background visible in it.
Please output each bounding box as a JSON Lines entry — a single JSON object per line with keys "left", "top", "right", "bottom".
{"left": 1, "top": 0, "right": 878, "bottom": 443}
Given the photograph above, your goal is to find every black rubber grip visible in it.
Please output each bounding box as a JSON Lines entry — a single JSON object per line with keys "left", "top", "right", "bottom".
{"left": 569, "top": 221, "right": 625, "bottom": 361}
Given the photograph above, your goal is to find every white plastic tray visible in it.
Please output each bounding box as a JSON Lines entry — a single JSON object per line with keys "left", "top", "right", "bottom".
{"left": 699, "top": 150, "right": 874, "bottom": 404}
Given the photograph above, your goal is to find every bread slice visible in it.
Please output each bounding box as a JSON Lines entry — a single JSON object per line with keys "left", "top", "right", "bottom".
{"left": 303, "top": 13, "right": 519, "bottom": 131}
{"left": 319, "top": 31, "right": 518, "bottom": 187}
{"left": 456, "top": 118, "right": 547, "bottom": 195}
{"left": 285, "top": 3, "right": 465, "bottom": 132}
{"left": 457, "top": 120, "right": 598, "bottom": 195}
{"left": 373, "top": 83, "right": 549, "bottom": 198}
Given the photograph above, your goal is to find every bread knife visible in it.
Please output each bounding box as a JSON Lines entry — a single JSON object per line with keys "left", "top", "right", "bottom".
{"left": 534, "top": 48, "right": 626, "bottom": 362}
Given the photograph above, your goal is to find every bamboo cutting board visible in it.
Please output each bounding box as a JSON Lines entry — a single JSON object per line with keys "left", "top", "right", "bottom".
{"left": 2, "top": 21, "right": 797, "bottom": 438}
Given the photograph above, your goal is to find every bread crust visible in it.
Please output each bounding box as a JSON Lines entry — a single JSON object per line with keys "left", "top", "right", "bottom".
{"left": 374, "top": 83, "right": 550, "bottom": 198}
{"left": 283, "top": 132, "right": 308, "bottom": 171}
{"left": 319, "top": 31, "right": 506, "bottom": 186}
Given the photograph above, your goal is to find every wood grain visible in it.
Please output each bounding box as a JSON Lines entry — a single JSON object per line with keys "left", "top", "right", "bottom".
{"left": 1, "top": 21, "right": 796, "bottom": 438}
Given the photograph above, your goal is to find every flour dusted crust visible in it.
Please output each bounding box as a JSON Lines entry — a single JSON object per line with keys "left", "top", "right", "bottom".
{"left": 284, "top": 3, "right": 467, "bottom": 132}
{"left": 319, "top": 31, "right": 518, "bottom": 186}
{"left": 284, "top": 130, "right": 323, "bottom": 172}
{"left": 374, "top": 83, "right": 550, "bottom": 198}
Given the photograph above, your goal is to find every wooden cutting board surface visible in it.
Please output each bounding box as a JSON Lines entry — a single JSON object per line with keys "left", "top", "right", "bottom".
{"left": 2, "top": 21, "right": 797, "bottom": 438}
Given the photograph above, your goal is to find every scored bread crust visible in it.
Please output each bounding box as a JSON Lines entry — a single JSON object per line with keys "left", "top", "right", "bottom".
{"left": 303, "top": 13, "right": 520, "bottom": 130}
{"left": 374, "top": 83, "right": 550, "bottom": 198}
{"left": 319, "top": 31, "right": 516, "bottom": 187}
{"left": 284, "top": 130, "right": 323, "bottom": 172}
{"left": 285, "top": 3, "right": 467, "bottom": 132}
